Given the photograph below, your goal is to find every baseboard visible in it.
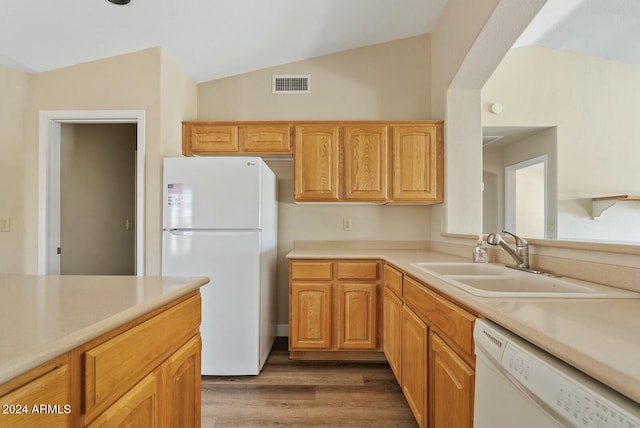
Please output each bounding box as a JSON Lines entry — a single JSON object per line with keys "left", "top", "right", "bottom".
{"left": 276, "top": 324, "right": 289, "bottom": 337}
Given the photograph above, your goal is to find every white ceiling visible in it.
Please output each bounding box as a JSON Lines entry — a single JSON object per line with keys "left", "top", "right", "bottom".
{"left": 2, "top": 1, "right": 636, "bottom": 85}
{"left": 0, "top": 0, "right": 447, "bottom": 83}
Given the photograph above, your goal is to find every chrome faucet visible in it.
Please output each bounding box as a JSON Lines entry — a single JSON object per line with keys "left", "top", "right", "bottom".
{"left": 486, "top": 230, "right": 543, "bottom": 274}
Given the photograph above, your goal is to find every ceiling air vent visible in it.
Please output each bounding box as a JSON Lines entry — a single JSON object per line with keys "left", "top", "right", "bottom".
{"left": 272, "top": 75, "right": 311, "bottom": 94}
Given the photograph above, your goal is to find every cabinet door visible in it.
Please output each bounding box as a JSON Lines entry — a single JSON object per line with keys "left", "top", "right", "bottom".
{"left": 239, "top": 124, "right": 292, "bottom": 153}
{"left": 0, "top": 358, "right": 71, "bottom": 428}
{"left": 343, "top": 125, "right": 388, "bottom": 201}
{"left": 429, "top": 332, "right": 474, "bottom": 428}
{"left": 401, "top": 305, "right": 428, "bottom": 428}
{"left": 294, "top": 125, "right": 340, "bottom": 201}
{"left": 161, "top": 335, "right": 202, "bottom": 428}
{"left": 290, "top": 282, "right": 332, "bottom": 349}
{"left": 391, "top": 124, "right": 443, "bottom": 203}
{"left": 185, "top": 124, "right": 239, "bottom": 154}
{"left": 336, "top": 283, "right": 377, "bottom": 349}
{"left": 87, "top": 372, "right": 160, "bottom": 428}
{"left": 382, "top": 286, "right": 402, "bottom": 382}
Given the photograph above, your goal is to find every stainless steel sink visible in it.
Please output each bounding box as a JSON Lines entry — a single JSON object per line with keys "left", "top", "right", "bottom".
{"left": 409, "top": 262, "right": 639, "bottom": 298}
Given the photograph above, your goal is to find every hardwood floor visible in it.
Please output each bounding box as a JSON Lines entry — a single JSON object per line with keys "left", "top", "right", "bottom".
{"left": 201, "top": 339, "right": 418, "bottom": 427}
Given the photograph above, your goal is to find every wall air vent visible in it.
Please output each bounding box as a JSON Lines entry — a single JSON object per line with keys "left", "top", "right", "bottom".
{"left": 272, "top": 75, "right": 311, "bottom": 94}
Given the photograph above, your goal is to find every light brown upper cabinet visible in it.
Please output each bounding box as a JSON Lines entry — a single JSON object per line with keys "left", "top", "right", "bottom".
{"left": 293, "top": 124, "right": 341, "bottom": 202}
{"left": 183, "top": 120, "right": 444, "bottom": 203}
{"left": 293, "top": 121, "right": 443, "bottom": 203}
{"left": 343, "top": 125, "right": 389, "bottom": 202}
{"left": 182, "top": 122, "right": 293, "bottom": 155}
{"left": 390, "top": 124, "right": 444, "bottom": 203}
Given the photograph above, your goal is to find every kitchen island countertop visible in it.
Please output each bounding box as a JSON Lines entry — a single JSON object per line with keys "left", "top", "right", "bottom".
{"left": 0, "top": 275, "right": 209, "bottom": 385}
{"left": 287, "top": 247, "right": 640, "bottom": 404}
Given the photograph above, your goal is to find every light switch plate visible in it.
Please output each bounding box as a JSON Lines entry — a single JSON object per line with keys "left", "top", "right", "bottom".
{"left": 0, "top": 216, "right": 10, "bottom": 232}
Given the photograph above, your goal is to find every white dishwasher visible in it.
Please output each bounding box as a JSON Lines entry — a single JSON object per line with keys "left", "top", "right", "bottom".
{"left": 473, "top": 319, "right": 640, "bottom": 428}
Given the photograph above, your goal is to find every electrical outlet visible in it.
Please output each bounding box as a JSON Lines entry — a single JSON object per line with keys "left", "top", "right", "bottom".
{"left": 343, "top": 218, "right": 353, "bottom": 231}
{"left": 0, "top": 216, "right": 10, "bottom": 232}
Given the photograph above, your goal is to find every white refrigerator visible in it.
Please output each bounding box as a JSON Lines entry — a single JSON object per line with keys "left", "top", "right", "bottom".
{"left": 161, "top": 156, "right": 277, "bottom": 375}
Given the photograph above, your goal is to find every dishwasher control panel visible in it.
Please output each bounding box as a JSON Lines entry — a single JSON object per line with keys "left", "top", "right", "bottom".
{"left": 501, "top": 341, "right": 639, "bottom": 428}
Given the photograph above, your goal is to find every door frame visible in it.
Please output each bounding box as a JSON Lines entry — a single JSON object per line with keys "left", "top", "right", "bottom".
{"left": 38, "top": 110, "right": 146, "bottom": 275}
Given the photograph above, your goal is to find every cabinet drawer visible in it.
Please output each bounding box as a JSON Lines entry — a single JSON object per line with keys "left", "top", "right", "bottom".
{"left": 188, "top": 125, "right": 239, "bottom": 153}
{"left": 383, "top": 264, "right": 403, "bottom": 295}
{"left": 403, "top": 276, "right": 475, "bottom": 359}
{"left": 336, "top": 261, "right": 378, "bottom": 280}
{"left": 83, "top": 294, "right": 201, "bottom": 418}
{"left": 290, "top": 261, "right": 333, "bottom": 280}
{"left": 239, "top": 125, "right": 292, "bottom": 153}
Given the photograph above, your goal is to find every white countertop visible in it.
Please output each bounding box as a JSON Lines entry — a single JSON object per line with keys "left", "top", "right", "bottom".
{"left": 287, "top": 248, "right": 640, "bottom": 404}
{"left": 0, "top": 275, "right": 209, "bottom": 385}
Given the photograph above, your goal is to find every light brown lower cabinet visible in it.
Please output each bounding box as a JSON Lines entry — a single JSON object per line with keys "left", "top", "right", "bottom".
{"left": 0, "top": 292, "right": 202, "bottom": 428}
{"left": 382, "top": 263, "right": 477, "bottom": 428}
{"left": 382, "top": 286, "right": 403, "bottom": 381}
{"left": 289, "top": 259, "right": 382, "bottom": 357}
{"left": 336, "top": 282, "right": 378, "bottom": 349}
{"left": 86, "top": 370, "right": 160, "bottom": 428}
{"left": 290, "top": 281, "right": 333, "bottom": 349}
{"left": 429, "top": 332, "right": 474, "bottom": 428}
{"left": 0, "top": 355, "right": 72, "bottom": 428}
{"left": 401, "top": 304, "right": 428, "bottom": 428}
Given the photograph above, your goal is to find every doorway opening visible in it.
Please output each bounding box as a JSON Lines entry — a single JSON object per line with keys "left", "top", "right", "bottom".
{"left": 505, "top": 155, "right": 547, "bottom": 239}
{"left": 38, "top": 110, "right": 146, "bottom": 275}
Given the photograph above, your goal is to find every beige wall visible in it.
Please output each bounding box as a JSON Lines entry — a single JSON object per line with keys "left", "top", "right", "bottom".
{"left": 0, "top": 67, "right": 27, "bottom": 274}
{"left": 483, "top": 46, "right": 640, "bottom": 243}
{"left": 197, "top": 37, "right": 433, "bottom": 327}
{"left": 21, "top": 47, "right": 197, "bottom": 275}
{"left": 430, "top": 0, "right": 500, "bottom": 118}
{"left": 157, "top": 50, "right": 199, "bottom": 271}
{"left": 266, "top": 160, "right": 432, "bottom": 327}
{"left": 197, "top": 35, "right": 431, "bottom": 120}
{"left": 483, "top": 128, "right": 558, "bottom": 238}
{"left": 60, "top": 124, "right": 136, "bottom": 274}
{"left": 429, "top": 0, "right": 501, "bottom": 238}
{"left": 429, "top": 0, "right": 546, "bottom": 238}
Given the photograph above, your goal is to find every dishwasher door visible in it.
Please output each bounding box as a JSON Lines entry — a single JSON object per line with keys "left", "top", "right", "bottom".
{"left": 475, "top": 347, "right": 563, "bottom": 427}
{"left": 473, "top": 319, "right": 640, "bottom": 428}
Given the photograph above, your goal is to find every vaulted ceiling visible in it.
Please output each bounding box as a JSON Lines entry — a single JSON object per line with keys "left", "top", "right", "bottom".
{"left": 0, "top": 0, "right": 447, "bottom": 83}
{"left": 1, "top": 1, "right": 636, "bottom": 84}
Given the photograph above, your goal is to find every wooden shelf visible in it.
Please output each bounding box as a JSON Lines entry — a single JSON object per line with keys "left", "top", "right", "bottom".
{"left": 591, "top": 195, "right": 640, "bottom": 218}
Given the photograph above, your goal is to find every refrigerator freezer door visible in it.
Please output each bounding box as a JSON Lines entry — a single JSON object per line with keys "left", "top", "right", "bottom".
{"left": 163, "top": 157, "right": 262, "bottom": 230}
{"left": 162, "top": 230, "right": 261, "bottom": 375}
